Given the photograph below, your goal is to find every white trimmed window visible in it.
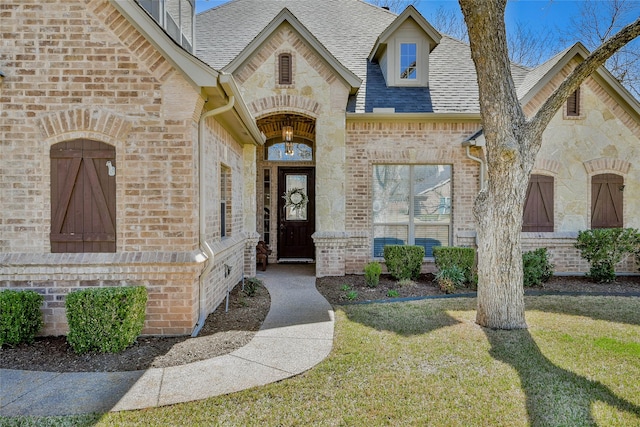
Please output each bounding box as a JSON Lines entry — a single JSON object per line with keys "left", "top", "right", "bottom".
{"left": 399, "top": 43, "right": 417, "bottom": 80}
{"left": 221, "top": 165, "right": 232, "bottom": 238}
{"left": 372, "top": 164, "right": 451, "bottom": 258}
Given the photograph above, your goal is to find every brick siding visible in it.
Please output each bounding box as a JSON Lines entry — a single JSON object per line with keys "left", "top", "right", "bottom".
{"left": 1, "top": 0, "right": 252, "bottom": 335}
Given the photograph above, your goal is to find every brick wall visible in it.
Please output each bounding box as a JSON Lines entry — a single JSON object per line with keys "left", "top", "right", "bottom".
{"left": 0, "top": 0, "right": 252, "bottom": 335}
{"left": 0, "top": 252, "right": 201, "bottom": 335}
{"left": 343, "top": 119, "right": 483, "bottom": 274}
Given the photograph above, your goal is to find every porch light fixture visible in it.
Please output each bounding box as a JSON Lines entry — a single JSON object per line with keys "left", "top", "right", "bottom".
{"left": 282, "top": 119, "right": 294, "bottom": 156}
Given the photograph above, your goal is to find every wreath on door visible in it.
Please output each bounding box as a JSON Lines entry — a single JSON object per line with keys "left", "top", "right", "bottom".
{"left": 283, "top": 187, "right": 309, "bottom": 213}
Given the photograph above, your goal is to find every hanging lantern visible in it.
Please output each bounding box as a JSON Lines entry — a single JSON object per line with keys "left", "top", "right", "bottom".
{"left": 282, "top": 120, "right": 294, "bottom": 156}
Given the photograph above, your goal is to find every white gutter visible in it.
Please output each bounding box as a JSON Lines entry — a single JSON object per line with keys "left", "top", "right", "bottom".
{"left": 465, "top": 146, "right": 486, "bottom": 192}
{"left": 192, "top": 90, "right": 236, "bottom": 337}
{"left": 463, "top": 132, "right": 487, "bottom": 192}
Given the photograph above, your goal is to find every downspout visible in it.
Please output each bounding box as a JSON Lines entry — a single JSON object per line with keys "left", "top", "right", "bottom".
{"left": 192, "top": 91, "right": 235, "bottom": 337}
{"left": 465, "top": 145, "right": 486, "bottom": 192}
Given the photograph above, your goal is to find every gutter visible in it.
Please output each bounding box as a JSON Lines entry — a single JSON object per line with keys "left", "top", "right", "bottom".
{"left": 192, "top": 85, "right": 236, "bottom": 338}
{"left": 462, "top": 132, "right": 487, "bottom": 192}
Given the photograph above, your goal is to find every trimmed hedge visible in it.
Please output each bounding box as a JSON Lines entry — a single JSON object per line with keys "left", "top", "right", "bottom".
{"left": 522, "top": 248, "right": 554, "bottom": 287}
{"left": 0, "top": 290, "right": 44, "bottom": 347}
{"left": 383, "top": 245, "right": 425, "bottom": 281}
{"left": 433, "top": 246, "right": 475, "bottom": 283}
{"left": 65, "top": 286, "right": 147, "bottom": 354}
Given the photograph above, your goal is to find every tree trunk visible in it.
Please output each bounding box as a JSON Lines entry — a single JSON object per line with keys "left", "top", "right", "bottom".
{"left": 459, "top": 0, "right": 639, "bottom": 329}
{"left": 474, "top": 140, "right": 530, "bottom": 329}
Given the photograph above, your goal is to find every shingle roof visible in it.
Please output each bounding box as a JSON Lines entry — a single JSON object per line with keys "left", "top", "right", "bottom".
{"left": 516, "top": 46, "right": 573, "bottom": 100}
{"left": 194, "top": 0, "right": 562, "bottom": 114}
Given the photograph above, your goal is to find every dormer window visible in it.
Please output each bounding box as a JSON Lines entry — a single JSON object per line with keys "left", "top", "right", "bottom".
{"left": 368, "top": 7, "right": 441, "bottom": 89}
{"left": 400, "top": 43, "right": 417, "bottom": 80}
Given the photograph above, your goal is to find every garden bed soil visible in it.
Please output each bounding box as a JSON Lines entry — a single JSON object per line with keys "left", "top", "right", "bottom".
{"left": 315, "top": 274, "right": 640, "bottom": 304}
{"left": 2, "top": 274, "right": 639, "bottom": 374}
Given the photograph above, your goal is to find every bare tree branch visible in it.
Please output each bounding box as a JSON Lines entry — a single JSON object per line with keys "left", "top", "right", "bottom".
{"left": 429, "top": 6, "right": 468, "bottom": 42}
{"left": 560, "top": 0, "right": 640, "bottom": 97}
{"left": 507, "top": 22, "right": 560, "bottom": 68}
{"left": 366, "top": 0, "right": 416, "bottom": 13}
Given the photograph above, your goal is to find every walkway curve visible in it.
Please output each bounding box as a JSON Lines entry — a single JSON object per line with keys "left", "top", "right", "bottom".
{"left": 0, "top": 264, "right": 334, "bottom": 416}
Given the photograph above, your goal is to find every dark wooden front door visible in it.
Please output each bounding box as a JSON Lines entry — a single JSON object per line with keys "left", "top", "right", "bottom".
{"left": 50, "top": 139, "right": 116, "bottom": 253}
{"left": 278, "top": 167, "right": 315, "bottom": 260}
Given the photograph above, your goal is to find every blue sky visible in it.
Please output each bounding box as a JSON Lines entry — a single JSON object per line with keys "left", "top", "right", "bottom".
{"left": 194, "top": 0, "right": 638, "bottom": 43}
{"left": 194, "top": 0, "right": 639, "bottom": 65}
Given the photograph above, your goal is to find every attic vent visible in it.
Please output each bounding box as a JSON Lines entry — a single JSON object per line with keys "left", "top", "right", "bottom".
{"left": 567, "top": 87, "right": 580, "bottom": 116}
{"left": 279, "top": 53, "right": 292, "bottom": 85}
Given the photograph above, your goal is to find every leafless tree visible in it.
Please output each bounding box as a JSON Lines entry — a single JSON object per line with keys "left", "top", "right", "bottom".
{"left": 427, "top": 7, "right": 559, "bottom": 68}
{"left": 366, "top": 0, "right": 416, "bottom": 14}
{"left": 508, "top": 22, "right": 561, "bottom": 68}
{"left": 560, "top": 0, "right": 640, "bottom": 97}
{"left": 428, "top": 6, "right": 468, "bottom": 41}
{"left": 458, "top": 0, "right": 640, "bottom": 329}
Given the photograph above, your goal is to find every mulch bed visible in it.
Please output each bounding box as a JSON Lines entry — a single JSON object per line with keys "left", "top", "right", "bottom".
{"left": 3, "top": 274, "right": 639, "bottom": 374}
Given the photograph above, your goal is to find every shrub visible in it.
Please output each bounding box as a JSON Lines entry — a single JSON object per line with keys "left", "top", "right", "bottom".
{"left": 383, "top": 245, "right": 425, "bottom": 281}
{"left": 65, "top": 286, "right": 147, "bottom": 354}
{"left": 0, "top": 290, "right": 44, "bottom": 347}
{"left": 575, "top": 228, "right": 640, "bottom": 283}
{"left": 345, "top": 290, "right": 358, "bottom": 301}
{"left": 396, "top": 278, "right": 416, "bottom": 287}
{"left": 435, "top": 265, "right": 466, "bottom": 290}
{"left": 433, "top": 247, "right": 475, "bottom": 283}
{"left": 387, "top": 289, "right": 400, "bottom": 298}
{"left": 437, "top": 278, "right": 456, "bottom": 294}
{"left": 364, "top": 262, "right": 382, "bottom": 288}
{"left": 522, "top": 248, "right": 554, "bottom": 287}
{"left": 243, "top": 277, "right": 262, "bottom": 297}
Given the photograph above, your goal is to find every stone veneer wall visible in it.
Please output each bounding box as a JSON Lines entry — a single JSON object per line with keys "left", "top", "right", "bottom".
{"left": 0, "top": 0, "right": 253, "bottom": 335}
{"left": 235, "top": 23, "right": 351, "bottom": 277}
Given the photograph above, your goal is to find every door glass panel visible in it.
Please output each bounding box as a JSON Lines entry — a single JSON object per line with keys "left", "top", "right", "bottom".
{"left": 285, "top": 174, "right": 308, "bottom": 220}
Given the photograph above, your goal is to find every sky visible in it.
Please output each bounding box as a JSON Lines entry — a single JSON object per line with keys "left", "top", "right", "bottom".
{"left": 194, "top": 0, "right": 640, "bottom": 55}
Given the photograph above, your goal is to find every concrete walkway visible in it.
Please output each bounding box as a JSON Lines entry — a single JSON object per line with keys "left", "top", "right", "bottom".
{"left": 0, "top": 264, "right": 334, "bottom": 416}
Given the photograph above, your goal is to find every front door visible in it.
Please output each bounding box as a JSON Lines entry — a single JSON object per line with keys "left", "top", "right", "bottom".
{"left": 278, "top": 167, "right": 315, "bottom": 260}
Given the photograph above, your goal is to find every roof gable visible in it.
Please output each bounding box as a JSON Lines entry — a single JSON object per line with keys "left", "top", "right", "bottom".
{"left": 221, "top": 8, "right": 361, "bottom": 93}
{"left": 369, "top": 5, "right": 442, "bottom": 61}
{"left": 519, "top": 42, "right": 640, "bottom": 122}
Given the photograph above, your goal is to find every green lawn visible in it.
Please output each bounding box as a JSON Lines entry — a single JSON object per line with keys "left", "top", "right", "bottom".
{"left": 6, "top": 296, "right": 640, "bottom": 426}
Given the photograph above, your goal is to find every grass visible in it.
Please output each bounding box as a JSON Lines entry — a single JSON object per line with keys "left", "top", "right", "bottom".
{"left": 3, "top": 296, "right": 640, "bottom": 426}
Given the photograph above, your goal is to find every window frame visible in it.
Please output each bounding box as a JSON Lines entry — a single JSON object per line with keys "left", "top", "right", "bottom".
{"left": 395, "top": 39, "right": 423, "bottom": 86}
{"left": 399, "top": 42, "right": 417, "bottom": 81}
{"left": 220, "top": 164, "right": 232, "bottom": 238}
{"left": 371, "top": 164, "right": 451, "bottom": 258}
